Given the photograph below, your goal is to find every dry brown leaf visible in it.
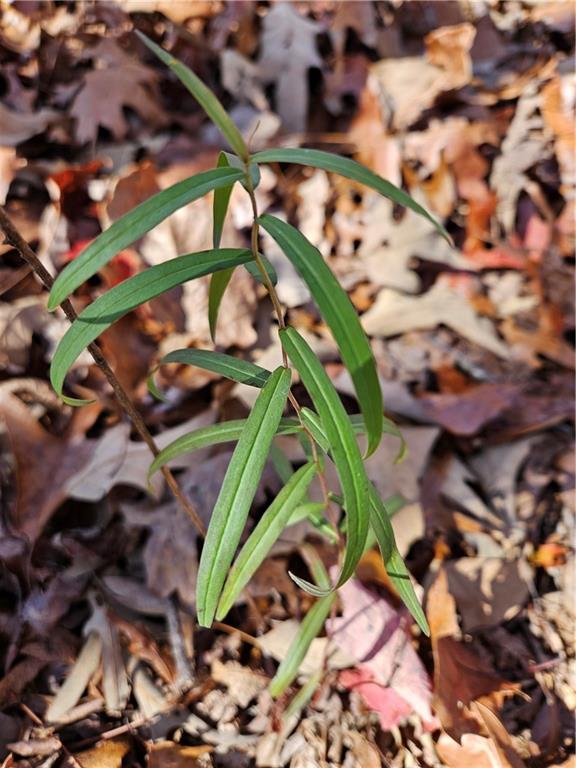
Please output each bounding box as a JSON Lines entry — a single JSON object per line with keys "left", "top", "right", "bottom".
{"left": 361, "top": 276, "right": 510, "bottom": 358}
{"left": 147, "top": 741, "right": 212, "bottom": 768}
{"left": 142, "top": 503, "right": 198, "bottom": 605}
{"left": 425, "top": 23, "right": 476, "bottom": 90}
{"left": 0, "top": 103, "right": 59, "bottom": 146}
{"left": 7, "top": 738, "right": 61, "bottom": 758}
{"left": 0, "top": 392, "right": 96, "bottom": 542}
{"left": 258, "top": 2, "right": 322, "bottom": 132}
{"left": 84, "top": 598, "right": 129, "bottom": 715}
{"left": 46, "top": 632, "right": 102, "bottom": 724}
{"left": 211, "top": 659, "right": 268, "bottom": 708}
{"left": 70, "top": 64, "right": 167, "bottom": 143}
{"left": 445, "top": 558, "right": 532, "bottom": 632}
{"left": 117, "top": 0, "right": 222, "bottom": 22}
{"left": 75, "top": 737, "right": 132, "bottom": 768}
{"left": 427, "top": 568, "right": 517, "bottom": 739}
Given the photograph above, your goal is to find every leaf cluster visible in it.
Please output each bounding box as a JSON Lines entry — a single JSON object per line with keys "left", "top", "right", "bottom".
{"left": 48, "top": 31, "right": 448, "bottom": 697}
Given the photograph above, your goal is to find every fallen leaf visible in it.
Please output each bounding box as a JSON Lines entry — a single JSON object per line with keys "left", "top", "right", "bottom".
{"left": 257, "top": 2, "right": 322, "bottom": 132}
{"left": 84, "top": 597, "right": 129, "bottom": 715}
{"left": 425, "top": 23, "right": 476, "bottom": 90}
{"left": 328, "top": 578, "right": 436, "bottom": 730}
{"left": 445, "top": 557, "right": 532, "bottom": 632}
{"left": 142, "top": 503, "right": 199, "bottom": 606}
{"left": 211, "top": 659, "right": 268, "bottom": 708}
{"left": 46, "top": 632, "right": 102, "bottom": 723}
{"left": 0, "top": 103, "right": 60, "bottom": 146}
{"left": 362, "top": 276, "right": 510, "bottom": 358}
{"left": 427, "top": 568, "right": 517, "bottom": 739}
{"left": 0, "top": 392, "right": 95, "bottom": 542}
{"left": 147, "top": 741, "right": 212, "bottom": 768}
{"left": 70, "top": 41, "right": 167, "bottom": 143}
{"left": 257, "top": 620, "right": 353, "bottom": 678}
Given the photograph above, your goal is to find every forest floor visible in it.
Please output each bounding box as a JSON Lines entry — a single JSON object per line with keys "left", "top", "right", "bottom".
{"left": 0, "top": 1, "right": 574, "bottom": 767}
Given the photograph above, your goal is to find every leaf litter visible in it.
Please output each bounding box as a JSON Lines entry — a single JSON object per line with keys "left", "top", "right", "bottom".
{"left": 0, "top": 1, "right": 574, "bottom": 766}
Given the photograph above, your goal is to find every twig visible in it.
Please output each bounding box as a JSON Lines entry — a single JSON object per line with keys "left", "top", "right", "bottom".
{"left": 0, "top": 206, "right": 206, "bottom": 536}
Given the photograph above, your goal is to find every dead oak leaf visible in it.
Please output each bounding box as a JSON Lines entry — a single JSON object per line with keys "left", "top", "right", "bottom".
{"left": 0, "top": 392, "right": 95, "bottom": 543}
{"left": 70, "top": 65, "right": 167, "bottom": 143}
{"left": 361, "top": 276, "right": 510, "bottom": 358}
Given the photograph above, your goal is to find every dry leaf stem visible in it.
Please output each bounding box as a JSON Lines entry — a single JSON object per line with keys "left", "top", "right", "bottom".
{"left": 0, "top": 205, "right": 206, "bottom": 536}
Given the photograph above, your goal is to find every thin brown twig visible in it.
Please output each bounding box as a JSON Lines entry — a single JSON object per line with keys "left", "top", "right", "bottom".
{"left": 19, "top": 703, "right": 86, "bottom": 768}
{"left": 0, "top": 206, "right": 206, "bottom": 537}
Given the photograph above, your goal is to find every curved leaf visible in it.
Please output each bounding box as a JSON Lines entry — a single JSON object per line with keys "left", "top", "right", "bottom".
{"left": 196, "top": 366, "right": 291, "bottom": 627}
{"left": 260, "top": 214, "right": 382, "bottom": 456}
{"left": 208, "top": 267, "right": 234, "bottom": 342}
{"left": 150, "top": 349, "right": 271, "bottom": 399}
{"left": 136, "top": 32, "right": 248, "bottom": 160}
{"left": 268, "top": 593, "right": 336, "bottom": 697}
{"left": 280, "top": 327, "right": 370, "bottom": 594}
{"left": 48, "top": 167, "right": 243, "bottom": 310}
{"left": 148, "top": 417, "right": 303, "bottom": 478}
{"left": 50, "top": 248, "right": 252, "bottom": 402}
{"left": 369, "top": 485, "right": 429, "bottom": 636}
{"left": 252, "top": 148, "right": 451, "bottom": 243}
{"left": 213, "top": 152, "right": 235, "bottom": 249}
{"left": 216, "top": 462, "right": 316, "bottom": 620}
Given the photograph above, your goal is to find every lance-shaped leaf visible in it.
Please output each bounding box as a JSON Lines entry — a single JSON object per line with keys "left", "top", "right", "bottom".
{"left": 51, "top": 248, "right": 252, "bottom": 403}
{"left": 213, "top": 152, "right": 235, "bottom": 249}
{"left": 216, "top": 462, "right": 316, "bottom": 620}
{"left": 208, "top": 267, "right": 234, "bottom": 342}
{"left": 304, "top": 409, "right": 407, "bottom": 464}
{"left": 252, "top": 147, "right": 451, "bottom": 243}
{"left": 196, "top": 366, "right": 291, "bottom": 627}
{"left": 280, "top": 327, "right": 369, "bottom": 595}
{"left": 260, "top": 214, "right": 382, "bottom": 456}
{"left": 148, "top": 417, "right": 302, "bottom": 478}
{"left": 48, "top": 167, "right": 243, "bottom": 310}
{"left": 208, "top": 154, "right": 238, "bottom": 340}
{"left": 268, "top": 594, "right": 336, "bottom": 697}
{"left": 369, "top": 485, "right": 429, "bottom": 636}
{"left": 149, "top": 349, "right": 271, "bottom": 399}
{"left": 136, "top": 31, "right": 248, "bottom": 160}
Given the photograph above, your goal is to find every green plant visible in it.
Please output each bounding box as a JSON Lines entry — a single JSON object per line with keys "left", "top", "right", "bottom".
{"left": 48, "top": 31, "right": 450, "bottom": 697}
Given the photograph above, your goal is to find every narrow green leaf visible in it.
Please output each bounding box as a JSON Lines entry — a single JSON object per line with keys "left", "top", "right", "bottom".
{"left": 152, "top": 349, "right": 271, "bottom": 395}
{"left": 369, "top": 485, "right": 429, "bottom": 636}
{"left": 216, "top": 462, "right": 316, "bottom": 620}
{"left": 148, "top": 417, "right": 302, "bottom": 478}
{"left": 252, "top": 148, "right": 451, "bottom": 244}
{"left": 308, "top": 410, "right": 407, "bottom": 464}
{"left": 213, "top": 153, "right": 235, "bottom": 249}
{"left": 260, "top": 214, "right": 383, "bottom": 457}
{"left": 280, "top": 327, "right": 369, "bottom": 594}
{"left": 300, "top": 407, "right": 329, "bottom": 453}
{"left": 136, "top": 31, "right": 249, "bottom": 160}
{"left": 196, "top": 366, "right": 291, "bottom": 627}
{"left": 50, "top": 248, "right": 252, "bottom": 403}
{"left": 146, "top": 369, "right": 167, "bottom": 403}
{"left": 48, "top": 167, "right": 243, "bottom": 310}
{"left": 268, "top": 593, "right": 336, "bottom": 697}
{"left": 284, "top": 669, "right": 323, "bottom": 720}
{"left": 208, "top": 267, "right": 234, "bottom": 342}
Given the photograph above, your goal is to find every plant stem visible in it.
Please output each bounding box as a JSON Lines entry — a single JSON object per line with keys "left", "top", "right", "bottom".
{"left": 243, "top": 177, "right": 338, "bottom": 538}
{"left": 0, "top": 206, "right": 206, "bottom": 537}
